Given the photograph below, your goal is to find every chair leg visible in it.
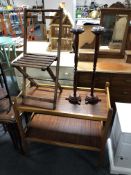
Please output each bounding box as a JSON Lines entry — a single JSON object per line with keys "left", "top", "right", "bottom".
{"left": 12, "top": 103, "right": 28, "bottom": 154}
{"left": 2, "top": 123, "right": 7, "bottom": 133}
{"left": 6, "top": 123, "right": 19, "bottom": 150}
{"left": 6, "top": 122, "right": 26, "bottom": 154}
{"left": 0, "top": 76, "right": 3, "bottom": 87}
{"left": 47, "top": 67, "right": 62, "bottom": 92}
{"left": 24, "top": 112, "right": 31, "bottom": 124}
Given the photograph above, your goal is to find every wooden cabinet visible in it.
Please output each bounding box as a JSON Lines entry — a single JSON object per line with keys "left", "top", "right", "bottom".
{"left": 108, "top": 103, "right": 131, "bottom": 174}
{"left": 110, "top": 74, "right": 131, "bottom": 103}
{"left": 77, "top": 59, "right": 131, "bottom": 107}
{"left": 100, "top": 8, "right": 131, "bottom": 58}
{"left": 126, "top": 25, "right": 131, "bottom": 50}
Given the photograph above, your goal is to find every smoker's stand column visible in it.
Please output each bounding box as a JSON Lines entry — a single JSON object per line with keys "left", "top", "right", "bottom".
{"left": 67, "top": 27, "right": 84, "bottom": 104}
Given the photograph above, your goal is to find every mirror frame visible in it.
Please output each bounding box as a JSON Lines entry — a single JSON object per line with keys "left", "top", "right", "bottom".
{"left": 100, "top": 8, "right": 131, "bottom": 58}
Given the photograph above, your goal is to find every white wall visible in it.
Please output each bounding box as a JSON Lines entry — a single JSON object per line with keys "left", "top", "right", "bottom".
{"left": 76, "top": 0, "right": 125, "bottom": 6}
{"left": 99, "top": 0, "right": 125, "bottom": 6}
{"left": 13, "top": 0, "right": 75, "bottom": 19}
{"left": 44, "top": 0, "right": 75, "bottom": 20}
{"left": 13, "top": 0, "right": 125, "bottom": 20}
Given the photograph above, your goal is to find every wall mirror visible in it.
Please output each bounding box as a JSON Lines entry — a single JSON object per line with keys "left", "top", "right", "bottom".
{"left": 100, "top": 8, "right": 131, "bottom": 58}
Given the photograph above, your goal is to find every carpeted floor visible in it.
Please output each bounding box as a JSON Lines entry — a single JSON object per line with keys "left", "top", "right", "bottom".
{"left": 0, "top": 126, "right": 111, "bottom": 175}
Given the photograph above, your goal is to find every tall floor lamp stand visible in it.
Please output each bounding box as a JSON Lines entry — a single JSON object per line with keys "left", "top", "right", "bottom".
{"left": 66, "top": 27, "right": 84, "bottom": 104}
{"left": 85, "top": 26, "right": 104, "bottom": 104}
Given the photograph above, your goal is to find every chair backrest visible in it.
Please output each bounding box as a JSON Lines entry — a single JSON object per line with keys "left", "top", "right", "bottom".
{"left": 23, "top": 8, "right": 63, "bottom": 56}
{"left": 0, "top": 62, "right": 12, "bottom": 113}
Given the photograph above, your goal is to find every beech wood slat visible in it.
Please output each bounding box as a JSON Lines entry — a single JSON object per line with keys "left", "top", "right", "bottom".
{"left": 12, "top": 62, "right": 44, "bottom": 69}
{"left": 23, "top": 55, "right": 56, "bottom": 59}
{"left": 17, "top": 60, "right": 54, "bottom": 65}
{"left": 21, "top": 57, "right": 56, "bottom": 62}
{"left": 24, "top": 53, "right": 57, "bottom": 58}
{"left": 16, "top": 60, "right": 53, "bottom": 66}
{"left": 13, "top": 56, "right": 56, "bottom": 63}
{"left": 12, "top": 54, "right": 56, "bottom": 70}
{"left": 23, "top": 55, "right": 56, "bottom": 61}
{"left": 19, "top": 57, "right": 52, "bottom": 62}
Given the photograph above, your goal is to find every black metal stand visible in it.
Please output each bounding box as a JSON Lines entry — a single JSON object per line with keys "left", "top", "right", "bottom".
{"left": 66, "top": 27, "right": 84, "bottom": 104}
{"left": 85, "top": 26, "right": 104, "bottom": 104}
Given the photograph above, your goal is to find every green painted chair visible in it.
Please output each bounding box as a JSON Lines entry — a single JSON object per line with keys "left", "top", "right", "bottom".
{"left": 0, "top": 36, "right": 19, "bottom": 95}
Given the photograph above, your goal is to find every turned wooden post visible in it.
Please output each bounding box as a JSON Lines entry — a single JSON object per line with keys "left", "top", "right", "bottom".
{"left": 85, "top": 26, "right": 104, "bottom": 104}
{"left": 66, "top": 27, "right": 84, "bottom": 104}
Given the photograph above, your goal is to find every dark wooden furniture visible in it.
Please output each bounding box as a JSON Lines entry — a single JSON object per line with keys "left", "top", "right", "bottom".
{"left": 77, "top": 59, "right": 131, "bottom": 108}
{"left": 125, "top": 50, "right": 131, "bottom": 63}
{"left": 85, "top": 26, "right": 104, "bottom": 104}
{"left": 78, "top": 8, "right": 131, "bottom": 60}
{"left": 100, "top": 8, "right": 131, "bottom": 58}
{"left": 126, "top": 25, "right": 131, "bottom": 50}
{"left": 0, "top": 62, "right": 12, "bottom": 112}
{"left": 0, "top": 102, "right": 21, "bottom": 151}
{"left": 0, "top": 63, "right": 21, "bottom": 150}
{"left": 12, "top": 8, "right": 63, "bottom": 110}
{"left": 67, "top": 27, "right": 84, "bottom": 104}
{"left": 14, "top": 84, "right": 113, "bottom": 162}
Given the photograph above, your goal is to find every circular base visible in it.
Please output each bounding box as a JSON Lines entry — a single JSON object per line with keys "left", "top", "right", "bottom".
{"left": 85, "top": 94, "right": 101, "bottom": 104}
{"left": 66, "top": 93, "right": 81, "bottom": 105}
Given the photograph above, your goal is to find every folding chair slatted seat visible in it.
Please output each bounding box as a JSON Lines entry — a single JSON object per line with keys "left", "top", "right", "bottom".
{"left": 12, "top": 8, "right": 63, "bottom": 110}
{"left": 12, "top": 54, "right": 57, "bottom": 70}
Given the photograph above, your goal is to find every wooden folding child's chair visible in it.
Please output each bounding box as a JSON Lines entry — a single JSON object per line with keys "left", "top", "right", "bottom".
{"left": 12, "top": 8, "right": 63, "bottom": 110}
